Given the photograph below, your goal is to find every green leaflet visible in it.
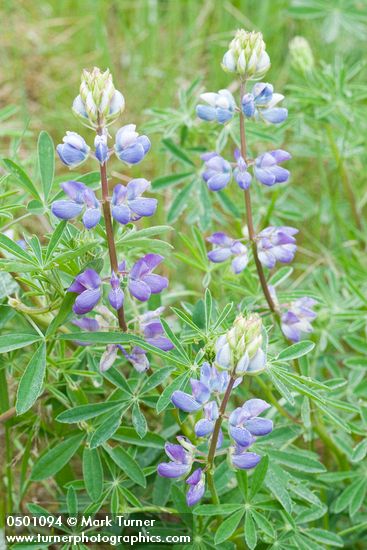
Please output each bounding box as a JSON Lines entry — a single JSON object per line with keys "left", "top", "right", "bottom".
{"left": 16, "top": 342, "right": 46, "bottom": 415}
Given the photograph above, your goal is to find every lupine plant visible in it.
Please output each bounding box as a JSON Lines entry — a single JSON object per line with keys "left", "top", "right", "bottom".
{"left": 1, "top": 22, "right": 367, "bottom": 550}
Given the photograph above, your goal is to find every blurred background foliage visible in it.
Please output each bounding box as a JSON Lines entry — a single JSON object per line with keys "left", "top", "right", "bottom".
{"left": 1, "top": 0, "right": 366, "bottom": 268}
{"left": 1, "top": 0, "right": 367, "bottom": 546}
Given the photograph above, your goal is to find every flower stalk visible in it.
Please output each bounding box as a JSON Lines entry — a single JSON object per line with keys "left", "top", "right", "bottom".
{"left": 206, "top": 374, "right": 236, "bottom": 503}
{"left": 97, "top": 124, "right": 127, "bottom": 331}
{"left": 239, "top": 80, "right": 278, "bottom": 315}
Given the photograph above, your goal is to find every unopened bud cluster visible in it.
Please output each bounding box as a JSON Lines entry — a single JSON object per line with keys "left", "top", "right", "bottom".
{"left": 222, "top": 29, "right": 270, "bottom": 79}
{"left": 73, "top": 67, "right": 125, "bottom": 127}
{"left": 216, "top": 314, "right": 266, "bottom": 375}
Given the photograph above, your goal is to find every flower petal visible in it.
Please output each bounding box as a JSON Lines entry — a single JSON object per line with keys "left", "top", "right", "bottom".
{"left": 171, "top": 391, "right": 202, "bottom": 413}
{"left": 73, "top": 288, "right": 101, "bottom": 315}
{"left": 51, "top": 200, "right": 83, "bottom": 220}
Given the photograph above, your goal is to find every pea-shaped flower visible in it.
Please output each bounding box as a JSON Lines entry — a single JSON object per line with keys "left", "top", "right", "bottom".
{"left": 195, "top": 401, "right": 219, "bottom": 438}
{"left": 128, "top": 254, "right": 168, "bottom": 302}
{"left": 56, "top": 132, "right": 90, "bottom": 168}
{"left": 242, "top": 83, "right": 288, "bottom": 125}
{"left": 114, "top": 124, "right": 151, "bottom": 164}
{"left": 207, "top": 232, "right": 248, "bottom": 274}
{"left": 196, "top": 89, "right": 236, "bottom": 124}
{"left": 229, "top": 399, "right": 272, "bottom": 447}
{"left": 230, "top": 446, "right": 262, "bottom": 470}
{"left": 201, "top": 152, "right": 232, "bottom": 191}
{"left": 108, "top": 272, "right": 124, "bottom": 310}
{"left": 157, "top": 441, "right": 193, "bottom": 479}
{"left": 281, "top": 297, "right": 317, "bottom": 342}
{"left": 233, "top": 152, "right": 252, "bottom": 190}
{"left": 94, "top": 134, "right": 109, "bottom": 164}
{"left": 68, "top": 268, "right": 101, "bottom": 315}
{"left": 111, "top": 179, "right": 157, "bottom": 225}
{"left": 254, "top": 149, "right": 291, "bottom": 186}
{"left": 186, "top": 469, "right": 206, "bottom": 506}
{"left": 257, "top": 226, "right": 298, "bottom": 268}
{"left": 51, "top": 181, "right": 101, "bottom": 229}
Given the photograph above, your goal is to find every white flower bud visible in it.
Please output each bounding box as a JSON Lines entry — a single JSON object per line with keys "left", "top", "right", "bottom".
{"left": 72, "top": 67, "right": 125, "bottom": 128}
{"left": 222, "top": 29, "right": 271, "bottom": 80}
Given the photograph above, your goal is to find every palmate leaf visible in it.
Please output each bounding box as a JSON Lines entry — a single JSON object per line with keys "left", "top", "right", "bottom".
{"left": 103, "top": 444, "right": 146, "bottom": 488}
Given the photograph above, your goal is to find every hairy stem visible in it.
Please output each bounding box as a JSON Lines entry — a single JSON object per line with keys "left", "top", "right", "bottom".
{"left": 98, "top": 132, "right": 127, "bottom": 332}
{"left": 206, "top": 375, "right": 236, "bottom": 503}
{"left": 239, "top": 81, "right": 277, "bottom": 314}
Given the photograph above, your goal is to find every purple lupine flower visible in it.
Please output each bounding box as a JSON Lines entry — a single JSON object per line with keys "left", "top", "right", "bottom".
{"left": 114, "top": 124, "right": 151, "bottom": 164}
{"left": 186, "top": 469, "right": 206, "bottom": 506}
{"left": 254, "top": 150, "right": 291, "bottom": 187}
{"left": 128, "top": 254, "right": 168, "bottom": 302}
{"left": 257, "top": 226, "right": 298, "bottom": 269}
{"left": 242, "top": 83, "right": 288, "bottom": 125}
{"left": 171, "top": 378, "right": 210, "bottom": 412}
{"left": 111, "top": 179, "right": 157, "bottom": 225}
{"left": 196, "top": 89, "right": 236, "bottom": 124}
{"left": 201, "top": 152, "right": 232, "bottom": 191}
{"left": 72, "top": 317, "right": 100, "bottom": 332}
{"left": 172, "top": 363, "right": 237, "bottom": 414}
{"left": 108, "top": 272, "right": 124, "bottom": 310}
{"left": 231, "top": 446, "right": 262, "bottom": 470}
{"left": 100, "top": 344, "right": 119, "bottom": 372}
{"left": 233, "top": 151, "right": 252, "bottom": 190}
{"left": 157, "top": 440, "right": 193, "bottom": 479}
{"left": 229, "top": 399, "right": 272, "bottom": 447}
{"left": 72, "top": 316, "right": 100, "bottom": 346}
{"left": 121, "top": 346, "right": 149, "bottom": 373}
{"left": 51, "top": 181, "right": 101, "bottom": 229}
{"left": 142, "top": 320, "right": 174, "bottom": 351}
{"left": 94, "top": 134, "right": 109, "bottom": 164}
{"left": 200, "top": 362, "right": 242, "bottom": 394}
{"left": 281, "top": 297, "right": 317, "bottom": 342}
{"left": 207, "top": 232, "right": 248, "bottom": 274}
{"left": 56, "top": 132, "right": 90, "bottom": 168}
{"left": 100, "top": 343, "right": 150, "bottom": 373}
{"left": 195, "top": 401, "right": 219, "bottom": 437}
{"left": 17, "top": 239, "right": 27, "bottom": 250}
{"left": 68, "top": 268, "right": 101, "bottom": 315}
